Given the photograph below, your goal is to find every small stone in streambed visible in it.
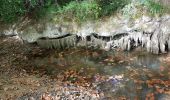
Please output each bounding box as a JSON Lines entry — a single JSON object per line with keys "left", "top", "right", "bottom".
{"left": 28, "top": 97, "right": 35, "bottom": 100}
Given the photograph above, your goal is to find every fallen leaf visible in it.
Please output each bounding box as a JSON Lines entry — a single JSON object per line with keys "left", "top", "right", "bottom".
{"left": 160, "top": 66, "right": 165, "bottom": 71}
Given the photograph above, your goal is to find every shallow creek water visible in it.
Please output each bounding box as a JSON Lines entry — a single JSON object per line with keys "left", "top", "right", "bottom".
{"left": 28, "top": 48, "right": 170, "bottom": 99}
{"left": 0, "top": 37, "right": 169, "bottom": 99}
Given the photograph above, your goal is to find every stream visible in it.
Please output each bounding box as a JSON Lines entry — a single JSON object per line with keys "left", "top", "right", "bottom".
{"left": 23, "top": 48, "right": 170, "bottom": 100}
{"left": 0, "top": 37, "right": 169, "bottom": 99}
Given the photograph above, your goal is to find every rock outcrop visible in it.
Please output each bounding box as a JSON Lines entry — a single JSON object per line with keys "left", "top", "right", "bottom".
{"left": 70, "top": 15, "right": 170, "bottom": 54}
{"left": 1, "top": 13, "right": 170, "bottom": 54}
{"left": 36, "top": 34, "right": 77, "bottom": 49}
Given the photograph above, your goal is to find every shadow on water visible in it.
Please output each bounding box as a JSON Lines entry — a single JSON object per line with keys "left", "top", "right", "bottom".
{"left": 28, "top": 48, "right": 170, "bottom": 99}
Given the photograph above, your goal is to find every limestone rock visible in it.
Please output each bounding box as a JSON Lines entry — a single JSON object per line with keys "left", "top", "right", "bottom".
{"left": 1, "top": 11, "right": 170, "bottom": 54}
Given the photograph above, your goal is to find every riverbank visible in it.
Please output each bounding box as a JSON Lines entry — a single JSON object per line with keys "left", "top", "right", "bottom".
{"left": 1, "top": 1, "right": 170, "bottom": 54}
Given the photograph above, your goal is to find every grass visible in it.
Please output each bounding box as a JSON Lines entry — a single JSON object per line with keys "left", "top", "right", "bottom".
{"left": 146, "top": 0, "right": 167, "bottom": 16}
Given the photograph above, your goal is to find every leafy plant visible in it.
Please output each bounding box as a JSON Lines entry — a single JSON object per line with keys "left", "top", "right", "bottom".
{"left": 0, "top": 0, "right": 168, "bottom": 23}
{"left": 0, "top": 0, "right": 25, "bottom": 23}
{"left": 122, "top": 0, "right": 167, "bottom": 18}
{"left": 97, "top": 0, "right": 130, "bottom": 16}
{"left": 147, "top": 0, "right": 165, "bottom": 15}
{"left": 0, "top": 0, "right": 130, "bottom": 23}
{"left": 138, "top": 0, "right": 166, "bottom": 16}
{"left": 58, "top": 1, "right": 101, "bottom": 21}
{"left": 0, "top": 0, "right": 55, "bottom": 23}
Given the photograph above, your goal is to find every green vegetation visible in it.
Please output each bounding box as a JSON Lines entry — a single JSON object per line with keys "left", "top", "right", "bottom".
{"left": 147, "top": 0, "right": 167, "bottom": 16}
{"left": 122, "top": 0, "right": 169, "bottom": 19}
{"left": 57, "top": 1, "right": 101, "bottom": 21}
{"left": 0, "top": 0, "right": 169, "bottom": 23}
{"left": 97, "top": 0, "right": 129, "bottom": 16}
{"left": 140, "top": 0, "right": 167, "bottom": 16}
{"left": 0, "top": 0, "right": 25, "bottom": 23}
{"left": 57, "top": 0, "right": 131, "bottom": 21}
{"left": 0, "top": 0, "right": 129, "bottom": 23}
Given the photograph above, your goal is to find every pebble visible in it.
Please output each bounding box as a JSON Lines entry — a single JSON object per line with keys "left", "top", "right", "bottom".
{"left": 18, "top": 85, "right": 102, "bottom": 100}
{"left": 28, "top": 97, "right": 35, "bottom": 100}
{"left": 0, "top": 82, "right": 3, "bottom": 86}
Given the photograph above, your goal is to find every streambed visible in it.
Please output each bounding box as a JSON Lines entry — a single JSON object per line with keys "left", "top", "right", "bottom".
{"left": 29, "top": 48, "right": 170, "bottom": 100}
{"left": 0, "top": 37, "right": 169, "bottom": 99}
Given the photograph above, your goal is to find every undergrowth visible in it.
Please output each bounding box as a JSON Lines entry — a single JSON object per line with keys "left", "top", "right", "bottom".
{"left": 0, "top": 0, "right": 169, "bottom": 23}
{"left": 144, "top": 0, "right": 167, "bottom": 16}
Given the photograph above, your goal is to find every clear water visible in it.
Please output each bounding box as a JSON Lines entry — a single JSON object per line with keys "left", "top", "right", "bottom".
{"left": 31, "top": 48, "right": 170, "bottom": 99}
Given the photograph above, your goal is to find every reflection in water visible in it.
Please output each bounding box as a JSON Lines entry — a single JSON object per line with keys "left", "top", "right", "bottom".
{"left": 133, "top": 54, "right": 161, "bottom": 69}
{"left": 32, "top": 49, "right": 170, "bottom": 99}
